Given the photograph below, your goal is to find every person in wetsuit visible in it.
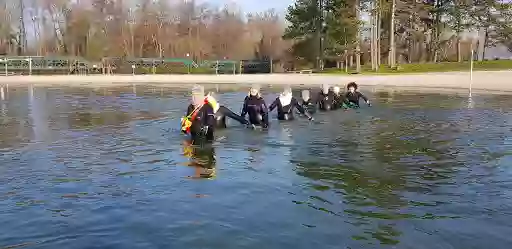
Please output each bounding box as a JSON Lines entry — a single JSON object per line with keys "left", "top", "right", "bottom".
{"left": 181, "top": 85, "right": 216, "bottom": 144}
{"left": 204, "top": 92, "right": 249, "bottom": 128}
{"left": 331, "top": 86, "right": 345, "bottom": 108}
{"left": 301, "top": 89, "right": 316, "bottom": 114}
{"left": 343, "top": 82, "right": 371, "bottom": 108}
{"left": 241, "top": 86, "right": 269, "bottom": 128}
{"left": 316, "top": 83, "right": 338, "bottom": 111}
{"left": 269, "top": 87, "right": 313, "bottom": 121}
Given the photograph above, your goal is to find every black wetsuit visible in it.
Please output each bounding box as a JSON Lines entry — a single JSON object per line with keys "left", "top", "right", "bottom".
{"left": 188, "top": 104, "right": 248, "bottom": 129}
{"left": 269, "top": 96, "right": 312, "bottom": 120}
{"left": 302, "top": 99, "right": 316, "bottom": 114}
{"left": 214, "top": 106, "right": 248, "bottom": 128}
{"left": 186, "top": 104, "right": 216, "bottom": 143}
{"left": 333, "top": 93, "right": 345, "bottom": 108}
{"left": 241, "top": 95, "right": 269, "bottom": 128}
{"left": 316, "top": 91, "right": 338, "bottom": 111}
{"left": 344, "top": 91, "right": 368, "bottom": 107}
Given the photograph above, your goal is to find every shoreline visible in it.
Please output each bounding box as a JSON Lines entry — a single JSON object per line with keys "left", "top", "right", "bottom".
{"left": 0, "top": 71, "right": 511, "bottom": 94}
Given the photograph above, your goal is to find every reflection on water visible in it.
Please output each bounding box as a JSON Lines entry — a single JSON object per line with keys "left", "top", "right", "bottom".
{"left": 1, "top": 86, "right": 512, "bottom": 249}
{"left": 182, "top": 140, "right": 217, "bottom": 179}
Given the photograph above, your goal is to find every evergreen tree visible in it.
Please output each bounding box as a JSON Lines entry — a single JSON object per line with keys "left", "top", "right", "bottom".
{"left": 284, "top": 0, "right": 359, "bottom": 67}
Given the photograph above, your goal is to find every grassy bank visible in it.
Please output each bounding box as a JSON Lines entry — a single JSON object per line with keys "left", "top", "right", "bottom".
{"left": 322, "top": 60, "right": 512, "bottom": 74}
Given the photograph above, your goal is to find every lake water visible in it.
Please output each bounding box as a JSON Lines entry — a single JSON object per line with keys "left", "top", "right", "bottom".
{"left": 1, "top": 85, "right": 511, "bottom": 249}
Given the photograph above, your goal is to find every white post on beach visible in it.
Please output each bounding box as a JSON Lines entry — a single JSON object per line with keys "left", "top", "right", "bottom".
{"left": 132, "top": 65, "right": 135, "bottom": 75}
{"left": 470, "top": 46, "right": 474, "bottom": 98}
{"left": 463, "top": 31, "right": 478, "bottom": 98}
{"left": 215, "top": 60, "right": 219, "bottom": 75}
{"left": 1, "top": 85, "right": 4, "bottom": 100}
{"left": 186, "top": 53, "right": 190, "bottom": 74}
{"left": 29, "top": 84, "right": 34, "bottom": 100}
{"left": 270, "top": 58, "right": 273, "bottom": 74}
{"left": 27, "top": 58, "right": 32, "bottom": 75}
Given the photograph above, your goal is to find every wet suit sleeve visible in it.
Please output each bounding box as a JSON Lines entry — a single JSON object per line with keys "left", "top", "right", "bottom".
{"left": 293, "top": 98, "right": 312, "bottom": 119}
{"left": 315, "top": 92, "right": 322, "bottom": 105}
{"left": 240, "top": 96, "right": 249, "bottom": 117}
{"left": 268, "top": 98, "right": 278, "bottom": 112}
{"left": 219, "top": 105, "right": 248, "bottom": 125}
{"left": 358, "top": 92, "right": 369, "bottom": 102}
{"left": 260, "top": 99, "right": 270, "bottom": 128}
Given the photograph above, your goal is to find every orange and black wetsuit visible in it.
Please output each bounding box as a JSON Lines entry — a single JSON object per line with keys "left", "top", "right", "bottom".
{"left": 185, "top": 103, "right": 216, "bottom": 143}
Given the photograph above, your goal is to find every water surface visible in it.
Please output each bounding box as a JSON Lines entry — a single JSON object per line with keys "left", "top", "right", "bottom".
{"left": 1, "top": 85, "right": 511, "bottom": 249}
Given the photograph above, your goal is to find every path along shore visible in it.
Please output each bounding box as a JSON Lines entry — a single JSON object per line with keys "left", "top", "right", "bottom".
{"left": 0, "top": 71, "right": 511, "bottom": 94}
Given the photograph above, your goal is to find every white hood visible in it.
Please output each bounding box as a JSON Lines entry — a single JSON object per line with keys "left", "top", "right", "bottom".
{"left": 322, "top": 84, "right": 329, "bottom": 94}
{"left": 301, "top": 90, "right": 310, "bottom": 102}
{"left": 191, "top": 85, "right": 205, "bottom": 107}
{"left": 279, "top": 87, "right": 293, "bottom": 106}
{"left": 332, "top": 86, "right": 340, "bottom": 94}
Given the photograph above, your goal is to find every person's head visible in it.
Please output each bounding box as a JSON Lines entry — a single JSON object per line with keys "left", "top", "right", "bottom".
{"left": 347, "top": 82, "right": 358, "bottom": 93}
{"left": 281, "top": 86, "right": 292, "bottom": 97}
{"left": 191, "top": 84, "right": 205, "bottom": 107}
{"left": 332, "top": 86, "right": 341, "bottom": 95}
{"left": 249, "top": 85, "right": 261, "bottom": 97}
{"left": 301, "top": 90, "right": 310, "bottom": 102}
{"left": 322, "top": 83, "right": 330, "bottom": 94}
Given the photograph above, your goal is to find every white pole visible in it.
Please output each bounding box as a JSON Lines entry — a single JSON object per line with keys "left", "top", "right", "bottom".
{"left": 132, "top": 65, "right": 135, "bottom": 75}
{"left": 0, "top": 86, "right": 4, "bottom": 100}
{"left": 29, "top": 84, "right": 34, "bottom": 99}
{"left": 215, "top": 60, "right": 219, "bottom": 75}
{"left": 470, "top": 43, "right": 474, "bottom": 98}
{"left": 28, "top": 58, "right": 32, "bottom": 75}
{"left": 270, "top": 58, "right": 273, "bottom": 73}
{"left": 4, "top": 59, "right": 7, "bottom": 76}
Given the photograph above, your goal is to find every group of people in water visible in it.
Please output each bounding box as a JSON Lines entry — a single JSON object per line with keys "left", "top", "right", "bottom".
{"left": 181, "top": 82, "right": 371, "bottom": 144}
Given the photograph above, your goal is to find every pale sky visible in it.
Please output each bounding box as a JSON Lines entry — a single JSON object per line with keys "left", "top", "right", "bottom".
{"left": 207, "top": 0, "right": 294, "bottom": 14}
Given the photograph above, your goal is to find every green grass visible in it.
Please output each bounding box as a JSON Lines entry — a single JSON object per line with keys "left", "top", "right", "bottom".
{"left": 321, "top": 60, "right": 512, "bottom": 75}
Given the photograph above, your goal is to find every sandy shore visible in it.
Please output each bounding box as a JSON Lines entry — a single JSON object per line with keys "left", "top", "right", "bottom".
{"left": 0, "top": 71, "right": 511, "bottom": 93}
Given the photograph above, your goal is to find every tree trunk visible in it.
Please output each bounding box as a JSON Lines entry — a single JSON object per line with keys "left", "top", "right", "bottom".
{"left": 457, "top": 36, "right": 461, "bottom": 62}
{"left": 377, "top": 6, "right": 381, "bottom": 67}
{"left": 481, "top": 27, "right": 488, "bottom": 61}
{"left": 355, "top": 0, "right": 361, "bottom": 73}
{"left": 370, "top": 2, "right": 375, "bottom": 71}
{"left": 389, "top": 0, "right": 396, "bottom": 68}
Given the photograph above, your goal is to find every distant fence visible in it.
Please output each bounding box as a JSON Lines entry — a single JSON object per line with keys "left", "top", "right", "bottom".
{"left": 0, "top": 56, "right": 91, "bottom": 75}
{"left": 0, "top": 56, "right": 274, "bottom": 75}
